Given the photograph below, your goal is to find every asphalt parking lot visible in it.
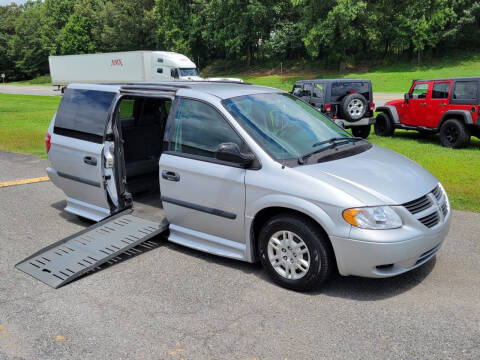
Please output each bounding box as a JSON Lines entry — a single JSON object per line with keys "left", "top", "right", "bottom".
{"left": 0, "top": 150, "right": 479, "bottom": 360}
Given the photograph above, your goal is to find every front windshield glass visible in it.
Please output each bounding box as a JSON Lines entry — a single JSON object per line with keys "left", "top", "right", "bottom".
{"left": 179, "top": 68, "right": 198, "bottom": 77}
{"left": 222, "top": 93, "right": 352, "bottom": 160}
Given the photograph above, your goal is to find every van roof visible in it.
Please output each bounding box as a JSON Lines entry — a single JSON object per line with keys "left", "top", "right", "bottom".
{"left": 68, "top": 81, "right": 283, "bottom": 100}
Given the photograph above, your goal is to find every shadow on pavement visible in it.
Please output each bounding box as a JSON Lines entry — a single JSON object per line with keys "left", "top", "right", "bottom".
{"left": 50, "top": 200, "right": 436, "bottom": 298}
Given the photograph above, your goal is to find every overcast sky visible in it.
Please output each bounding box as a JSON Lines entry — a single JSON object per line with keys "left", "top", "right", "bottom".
{"left": 0, "top": 0, "right": 27, "bottom": 5}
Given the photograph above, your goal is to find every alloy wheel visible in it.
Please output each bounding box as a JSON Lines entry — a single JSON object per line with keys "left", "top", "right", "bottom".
{"left": 267, "top": 230, "right": 311, "bottom": 280}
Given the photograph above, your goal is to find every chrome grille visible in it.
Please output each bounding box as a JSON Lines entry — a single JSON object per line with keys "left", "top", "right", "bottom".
{"left": 441, "top": 203, "right": 448, "bottom": 217}
{"left": 403, "top": 195, "right": 432, "bottom": 214}
{"left": 418, "top": 212, "right": 440, "bottom": 228}
{"left": 432, "top": 185, "right": 442, "bottom": 201}
{"left": 402, "top": 184, "right": 448, "bottom": 229}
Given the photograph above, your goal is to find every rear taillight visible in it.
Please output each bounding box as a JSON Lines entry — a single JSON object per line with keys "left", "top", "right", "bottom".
{"left": 45, "top": 133, "right": 51, "bottom": 153}
{"left": 325, "top": 104, "right": 332, "bottom": 112}
{"left": 370, "top": 102, "right": 375, "bottom": 111}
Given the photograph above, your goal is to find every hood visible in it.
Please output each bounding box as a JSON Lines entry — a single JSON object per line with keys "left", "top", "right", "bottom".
{"left": 294, "top": 145, "right": 438, "bottom": 205}
{"left": 385, "top": 99, "right": 404, "bottom": 106}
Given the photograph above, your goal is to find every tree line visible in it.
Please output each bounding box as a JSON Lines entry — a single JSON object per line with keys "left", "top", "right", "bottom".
{"left": 1, "top": 0, "right": 480, "bottom": 81}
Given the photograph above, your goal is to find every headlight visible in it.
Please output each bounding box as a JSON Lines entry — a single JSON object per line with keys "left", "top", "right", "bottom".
{"left": 343, "top": 206, "right": 402, "bottom": 230}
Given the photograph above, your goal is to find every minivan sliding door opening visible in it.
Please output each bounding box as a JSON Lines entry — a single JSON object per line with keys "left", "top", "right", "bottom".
{"left": 117, "top": 96, "right": 171, "bottom": 221}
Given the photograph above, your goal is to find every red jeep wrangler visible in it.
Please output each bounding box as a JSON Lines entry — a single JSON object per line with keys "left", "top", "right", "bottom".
{"left": 374, "top": 77, "right": 480, "bottom": 148}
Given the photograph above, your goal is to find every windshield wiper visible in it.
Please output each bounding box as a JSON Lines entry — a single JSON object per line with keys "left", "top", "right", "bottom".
{"left": 298, "top": 137, "right": 364, "bottom": 164}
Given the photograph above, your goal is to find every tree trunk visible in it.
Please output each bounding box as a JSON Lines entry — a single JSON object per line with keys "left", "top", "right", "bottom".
{"left": 417, "top": 48, "right": 421, "bottom": 65}
{"left": 246, "top": 43, "right": 253, "bottom": 66}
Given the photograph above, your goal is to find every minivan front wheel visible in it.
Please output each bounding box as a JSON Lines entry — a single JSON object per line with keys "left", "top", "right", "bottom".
{"left": 258, "top": 214, "right": 333, "bottom": 291}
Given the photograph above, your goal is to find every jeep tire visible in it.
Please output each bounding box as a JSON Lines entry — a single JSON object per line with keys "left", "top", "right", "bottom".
{"left": 341, "top": 93, "right": 367, "bottom": 121}
{"left": 374, "top": 112, "right": 395, "bottom": 136}
{"left": 351, "top": 125, "right": 371, "bottom": 139}
{"left": 440, "top": 118, "right": 471, "bottom": 148}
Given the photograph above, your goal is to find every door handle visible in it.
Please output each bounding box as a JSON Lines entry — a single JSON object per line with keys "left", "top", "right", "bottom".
{"left": 419, "top": 103, "right": 427, "bottom": 106}
{"left": 83, "top": 156, "right": 97, "bottom": 166}
{"left": 162, "top": 170, "right": 180, "bottom": 182}
{"left": 439, "top": 103, "right": 447, "bottom": 107}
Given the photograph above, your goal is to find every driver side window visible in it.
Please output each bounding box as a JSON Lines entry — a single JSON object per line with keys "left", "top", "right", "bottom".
{"left": 411, "top": 83, "right": 429, "bottom": 99}
{"left": 169, "top": 99, "right": 243, "bottom": 160}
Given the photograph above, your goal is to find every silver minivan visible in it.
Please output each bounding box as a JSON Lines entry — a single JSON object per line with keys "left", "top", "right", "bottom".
{"left": 38, "top": 82, "right": 450, "bottom": 290}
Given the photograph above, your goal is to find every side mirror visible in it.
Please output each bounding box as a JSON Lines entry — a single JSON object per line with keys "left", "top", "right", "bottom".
{"left": 215, "top": 143, "right": 255, "bottom": 167}
{"left": 404, "top": 93, "right": 411, "bottom": 103}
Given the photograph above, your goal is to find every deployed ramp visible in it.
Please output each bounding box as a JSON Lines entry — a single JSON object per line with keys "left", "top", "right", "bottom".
{"left": 16, "top": 209, "right": 168, "bottom": 288}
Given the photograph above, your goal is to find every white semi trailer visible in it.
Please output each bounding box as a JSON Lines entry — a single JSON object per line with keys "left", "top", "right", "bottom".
{"left": 49, "top": 51, "right": 201, "bottom": 90}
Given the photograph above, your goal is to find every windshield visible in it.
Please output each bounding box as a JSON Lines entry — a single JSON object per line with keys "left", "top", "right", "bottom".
{"left": 179, "top": 68, "right": 198, "bottom": 77}
{"left": 222, "top": 93, "right": 352, "bottom": 160}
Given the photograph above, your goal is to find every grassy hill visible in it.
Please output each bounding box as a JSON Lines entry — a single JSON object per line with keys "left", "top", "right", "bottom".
{"left": 203, "top": 53, "right": 480, "bottom": 93}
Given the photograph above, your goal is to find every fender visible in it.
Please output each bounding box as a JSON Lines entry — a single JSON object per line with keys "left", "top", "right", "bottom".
{"left": 244, "top": 194, "right": 348, "bottom": 262}
{"left": 438, "top": 110, "right": 473, "bottom": 129}
{"left": 376, "top": 105, "right": 400, "bottom": 123}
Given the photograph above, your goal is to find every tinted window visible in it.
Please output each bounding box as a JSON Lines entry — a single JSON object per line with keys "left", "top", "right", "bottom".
{"left": 179, "top": 68, "right": 198, "bottom": 77}
{"left": 432, "top": 82, "right": 450, "bottom": 99}
{"left": 331, "top": 82, "right": 369, "bottom": 97}
{"left": 411, "top": 83, "right": 428, "bottom": 99}
{"left": 169, "top": 99, "right": 242, "bottom": 159}
{"left": 55, "top": 89, "right": 115, "bottom": 136}
{"left": 292, "top": 85, "right": 302, "bottom": 96}
{"left": 119, "top": 99, "right": 134, "bottom": 119}
{"left": 453, "top": 81, "right": 478, "bottom": 100}
{"left": 313, "top": 83, "right": 324, "bottom": 98}
{"left": 302, "top": 84, "right": 312, "bottom": 97}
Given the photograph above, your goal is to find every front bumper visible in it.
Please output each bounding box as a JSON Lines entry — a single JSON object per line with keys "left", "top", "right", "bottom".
{"left": 330, "top": 210, "right": 451, "bottom": 278}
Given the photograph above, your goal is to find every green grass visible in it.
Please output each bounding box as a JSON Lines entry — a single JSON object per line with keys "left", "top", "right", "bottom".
{"left": 1, "top": 92, "right": 480, "bottom": 212}
{"left": 0, "top": 94, "right": 60, "bottom": 158}
{"left": 366, "top": 131, "right": 480, "bottom": 212}
{"left": 205, "top": 54, "right": 480, "bottom": 93}
{"left": 9, "top": 75, "right": 52, "bottom": 86}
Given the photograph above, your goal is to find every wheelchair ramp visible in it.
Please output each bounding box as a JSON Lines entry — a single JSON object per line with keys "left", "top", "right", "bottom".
{"left": 16, "top": 209, "right": 168, "bottom": 288}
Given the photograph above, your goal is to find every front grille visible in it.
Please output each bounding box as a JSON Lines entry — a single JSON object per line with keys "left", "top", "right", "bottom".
{"left": 432, "top": 185, "right": 442, "bottom": 201}
{"left": 441, "top": 203, "right": 448, "bottom": 217}
{"left": 418, "top": 212, "right": 440, "bottom": 228}
{"left": 403, "top": 195, "right": 432, "bottom": 214}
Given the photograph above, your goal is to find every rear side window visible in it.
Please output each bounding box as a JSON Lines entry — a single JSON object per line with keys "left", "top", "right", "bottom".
{"left": 313, "top": 83, "right": 324, "bottom": 98}
{"left": 453, "top": 81, "right": 478, "bottom": 100}
{"left": 169, "top": 99, "right": 242, "bottom": 159}
{"left": 55, "top": 89, "right": 115, "bottom": 137}
{"left": 292, "top": 85, "right": 302, "bottom": 96}
{"left": 432, "top": 82, "right": 450, "bottom": 99}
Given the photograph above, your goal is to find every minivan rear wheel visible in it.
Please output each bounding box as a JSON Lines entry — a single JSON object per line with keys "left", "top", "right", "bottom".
{"left": 440, "top": 118, "right": 471, "bottom": 148}
{"left": 258, "top": 214, "right": 333, "bottom": 291}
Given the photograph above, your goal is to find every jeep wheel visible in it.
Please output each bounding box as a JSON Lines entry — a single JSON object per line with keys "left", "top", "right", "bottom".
{"left": 341, "top": 93, "right": 367, "bottom": 121}
{"left": 351, "top": 125, "right": 371, "bottom": 139}
{"left": 440, "top": 119, "right": 471, "bottom": 148}
{"left": 374, "top": 112, "right": 395, "bottom": 136}
{"left": 258, "top": 214, "right": 334, "bottom": 291}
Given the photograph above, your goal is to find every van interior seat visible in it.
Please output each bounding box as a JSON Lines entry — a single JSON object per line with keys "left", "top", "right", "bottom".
{"left": 122, "top": 100, "right": 167, "bottom": 179}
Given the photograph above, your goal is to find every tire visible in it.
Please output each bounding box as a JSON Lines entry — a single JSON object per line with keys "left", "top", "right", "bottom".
{"left": 341, "top": 93, "right": 367, "bottom": 121}
{"left": 374, "top": 112, "right": 395, "bottom": 137}
{"left": 351, "top": 125, "right": 371, "bottom": 139}
{"left": 440, "top": 119, "right": 471, "bottom": 148}
{"left": 258, "top": 214, "right": 334, "bottom": 291}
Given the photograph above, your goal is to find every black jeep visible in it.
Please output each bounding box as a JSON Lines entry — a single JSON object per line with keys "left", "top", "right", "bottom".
{"left": 291, "top": 79, "right": 375, "bottom": 138}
